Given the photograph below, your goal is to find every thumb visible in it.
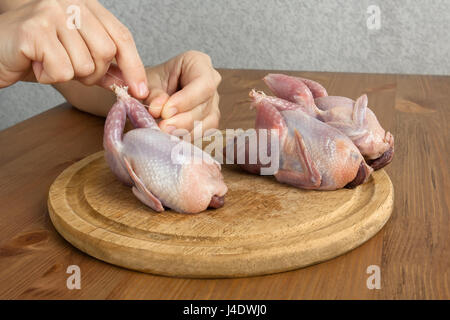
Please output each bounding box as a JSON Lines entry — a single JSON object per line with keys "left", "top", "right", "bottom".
{"left": 144, "top": 75, "right": 170, "bottom": 119}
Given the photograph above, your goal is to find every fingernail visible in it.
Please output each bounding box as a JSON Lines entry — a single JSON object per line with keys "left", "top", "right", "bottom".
{"left": 164, "top": 107, "right": 178, "bottom": 118}
{"left": 164, "top": 125, "right": 176, "bottom": 134}
{"left": 138, "top": 82, "right": 149, "bottom": 98}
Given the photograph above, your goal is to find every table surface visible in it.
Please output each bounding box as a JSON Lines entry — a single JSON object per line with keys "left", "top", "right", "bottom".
{"left": 0, "top": 69, "right": 448, "bottom": 299}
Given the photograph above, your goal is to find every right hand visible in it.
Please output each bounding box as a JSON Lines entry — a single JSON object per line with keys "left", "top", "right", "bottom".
{"left": 0, "top": 0, "right": 149, "bottom": 99}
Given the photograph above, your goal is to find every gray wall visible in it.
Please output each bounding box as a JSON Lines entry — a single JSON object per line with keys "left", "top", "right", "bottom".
{"left": 1, "top": 0, "right": 449, "bottom": 130}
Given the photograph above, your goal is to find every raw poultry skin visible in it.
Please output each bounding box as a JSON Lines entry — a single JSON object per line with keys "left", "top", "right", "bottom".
{"left": 263, "top": 74, "right": 394, "bottom": 170}
{"left": 103, "top": 85, "right": 227, "bottom": 214}
{"left": 233, "top": 90, "right": 373, "bottom": 190}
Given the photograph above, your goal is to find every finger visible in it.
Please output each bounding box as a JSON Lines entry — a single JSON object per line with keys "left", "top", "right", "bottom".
{"left": 159, "top": 94, "right": 215, "bottom": 133}
{"left": 56, "top": 24, "right": 95, "bottom": 78}
{"left": 160, "top": 71, "right": 220, "bottom": 119}
{"left": 191, "top": 91, "right": 220, "bottom": 137}
{"left": 191, "top": 108, "right": 221, "bottom": 136}
{"left": 147, "top": 90, "right": 170, "bottom": 119}
{"left": 87, "top": 0, "right": 148, "bottom": 99}
{"left": 76, "top": 7, "right": 117, "bottom": 86}
{"left": 32, "top": 35, "right": 74, "bottom": 84}
{"left": 100, "top": 65, "right": 168, "bottom": 119}
{"left": 144, "top": 70, "right": 170, "bottom": 118}
{"left": 199, "top": 92, "right": 220, "bottom": 134}
{"left": 176, "top": 108, "right": 220, "bottom": 142}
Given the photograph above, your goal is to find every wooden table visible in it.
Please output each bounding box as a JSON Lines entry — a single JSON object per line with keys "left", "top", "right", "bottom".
{"left": 0, "top": 69, "right": 448, "bottom": 299}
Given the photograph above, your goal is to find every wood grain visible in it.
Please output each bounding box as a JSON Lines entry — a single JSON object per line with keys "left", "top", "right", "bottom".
{"left": 0, "top": 69, "right": 448, "bottom": 299}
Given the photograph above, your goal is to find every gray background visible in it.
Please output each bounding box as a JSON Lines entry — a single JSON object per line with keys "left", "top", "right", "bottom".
{"left": 1, "top": 0, "right": 449, "bottom": 130}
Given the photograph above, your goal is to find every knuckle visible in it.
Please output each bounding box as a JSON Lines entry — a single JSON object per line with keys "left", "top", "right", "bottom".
{"left": 184, "top": 50, "right": 199, "bottom": 57}
{"left": 100, "top": 42, "right": 117, "bottom": 62}
{"left": 115, "top": 24, "right": 134, "bottom": 44}
{"left": 79, "top": 74, "right": 98, "bottom": 86}
{"left": 205, "top": 78, "right": 217, "bottom": 94}
{"left": 76, "top": 62, "right": 95, "bottom": 77}
{"left": 203, "top": 53, "right": 213, "bottom": 65}
{"left": 38, "top": 19, "right": 52, "bottom": 32}
{"left": 212, "top": 69, "right": 222, "bottom": 86}
{"left": 54, "top": 68, "right": 74, "bottom": 83}
{"left": 185, "top": 50, "right": 211, "bottom": 62}
{"left": 61, "top": 72, "right": 74, "bottom": 82}
{"left": 20, "top": 15, "right": 51, "bottom": 37}
{"left": 18, "top": 19, "right": 35, "bottom": 39}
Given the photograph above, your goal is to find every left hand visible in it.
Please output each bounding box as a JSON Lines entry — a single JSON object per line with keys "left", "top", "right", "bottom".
{"left": 142, "top": 51, "right": 222, "bottom": 136}
{"left": 0, "top": 0, "right": 149, "bottom": 99}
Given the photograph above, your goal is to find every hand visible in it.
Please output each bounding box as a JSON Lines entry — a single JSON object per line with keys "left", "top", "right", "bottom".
{"left": 141, "top": 51, "right": 222, "bottom": 136}
{"left": 0, "top": 0, "right": 148, "bottom": 99}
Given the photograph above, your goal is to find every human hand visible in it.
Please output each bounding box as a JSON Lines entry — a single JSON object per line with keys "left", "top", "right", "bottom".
{"left": 0, "top": 0, "right": 148, "bottom": 99}
{"left": 141, "top": 51, "right": 222, "bottom": 136}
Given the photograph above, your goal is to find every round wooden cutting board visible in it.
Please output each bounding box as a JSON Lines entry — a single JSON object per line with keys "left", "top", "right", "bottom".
{"left": 48, "top": 151, "right": 393, "bottom": 278}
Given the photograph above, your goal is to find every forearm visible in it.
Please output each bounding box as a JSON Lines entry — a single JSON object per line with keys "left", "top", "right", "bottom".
{"left": 53, "top": 82, "right": 116, "bottom": 117}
